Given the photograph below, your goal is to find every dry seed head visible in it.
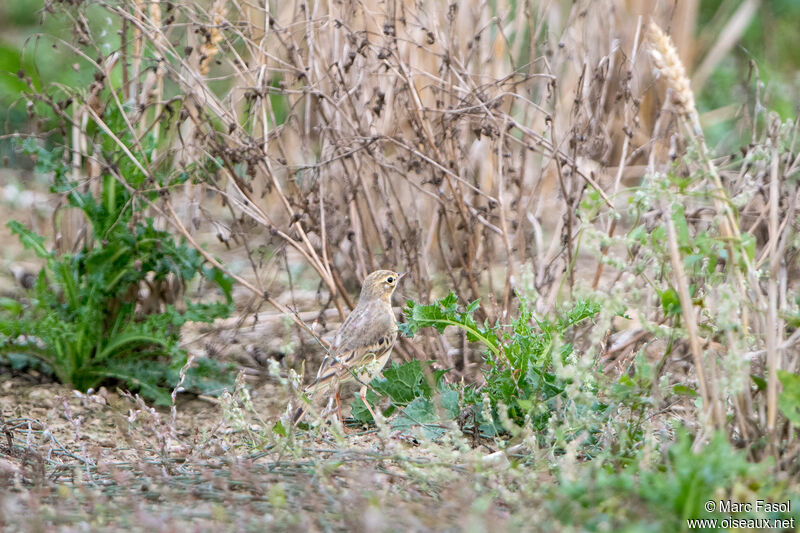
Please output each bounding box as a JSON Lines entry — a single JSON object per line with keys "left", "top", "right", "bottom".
{"left": 199, "top": 0, "right": 227, "bottom": 75}
{"left": 647, "top": 22, "right": 697, "bottom": 121}
{"left": 209, "top": 0, "right": 226, "bottom": 44}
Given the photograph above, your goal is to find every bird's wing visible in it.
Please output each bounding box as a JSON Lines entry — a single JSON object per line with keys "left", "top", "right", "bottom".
{"left": 308, "top": 334, "right": 396, "bottom": 390}
{"left": 307, "top": 300, "right": 396, "bottom": 392}
{"left": 293, "top": 333, "right": 396, "bottom": 425}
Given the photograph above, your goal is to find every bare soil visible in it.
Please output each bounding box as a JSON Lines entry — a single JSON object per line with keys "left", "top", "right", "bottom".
{"left": 1, "top": 372, "right": 520, "bottom": 532}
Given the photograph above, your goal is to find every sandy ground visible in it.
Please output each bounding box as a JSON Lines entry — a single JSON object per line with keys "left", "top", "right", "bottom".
{"left": 0, "top": 371, "right": 519, "bottom": 532}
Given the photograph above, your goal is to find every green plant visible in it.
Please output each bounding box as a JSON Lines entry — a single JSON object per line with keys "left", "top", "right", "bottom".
{"left": 777, "top": 370, "right": 800, "bottom": 426}
{"left": 550, "top": 430, "right": 781, "bottom": 532}
{"left": 350, "top": 359, "right": 459, "bottom": 438}
{"left": 398, "top": 292, "right": 602, "bottom": 437}
{"left": 0, "top": 139, "right": 233, "bottom": 405}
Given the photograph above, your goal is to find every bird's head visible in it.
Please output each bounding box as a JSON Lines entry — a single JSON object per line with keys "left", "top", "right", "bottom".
{"left": 360, "top": 270, "right": 403, "bottom": 302}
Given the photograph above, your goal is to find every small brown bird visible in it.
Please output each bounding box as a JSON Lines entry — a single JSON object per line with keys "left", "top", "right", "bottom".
{"left": 293, "top": 270, "right": 403, "bottom": 426}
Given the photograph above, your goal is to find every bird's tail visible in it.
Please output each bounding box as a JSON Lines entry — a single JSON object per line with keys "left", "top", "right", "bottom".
{"left": 291, "top": 380, "right": 334, "bottom": 426}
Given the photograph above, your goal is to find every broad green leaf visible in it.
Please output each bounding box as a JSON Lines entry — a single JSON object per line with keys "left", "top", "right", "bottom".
{"left": 0, "top": 297, "right": 23, "bottom": 315}
{"left": 7, "top": 221, "right": 51, "bottom": 258}
{"left": 400, "top": 292, "right": 499, "bottom": 354}
{"left": 273, "top": 420, "right": 287, "bottom": 437}
{"left": 778, "top": 370, "right": 800, "bottom": 426}
{"left": 394, "top": 398, "right": 443, "bottom": 439}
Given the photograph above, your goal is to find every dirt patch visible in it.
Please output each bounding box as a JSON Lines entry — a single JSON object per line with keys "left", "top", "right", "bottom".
{"left": 1, "top": 375, "right": 511, "bottom": 532}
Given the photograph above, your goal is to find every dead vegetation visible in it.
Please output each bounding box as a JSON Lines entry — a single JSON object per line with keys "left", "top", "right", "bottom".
{"left": 2, "top": 0, "right": 800, "bottom": 530}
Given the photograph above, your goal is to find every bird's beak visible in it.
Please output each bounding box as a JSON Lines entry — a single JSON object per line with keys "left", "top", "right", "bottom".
{"left": 397, "top": 271, "right": 406, "bottom": 280}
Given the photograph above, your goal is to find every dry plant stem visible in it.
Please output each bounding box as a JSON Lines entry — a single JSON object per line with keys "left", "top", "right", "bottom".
{"left": 766, "top": 144, "right": 780, "bottom": 436}
{"left": 755, "top": 186, "right": 798, "bottom": 268}
{"left": 495, "top": 118, "right": 514, "bottom": 316}
{"left": 389, "top": 60, "right": 483, "bottom": 305}
{"left": 121, "top": 16, "right": 129, "bottom": 100}
{"left": 648, "top": 21, "right": 748, "bottom": 431}
{"left": 592, "top": 16, "right": 643, "bottom": 290}
{"left": 111, "top": 0, "right": 620, "bottom": 329}
{"left": 545, "top": 90, "right": 571, "bottom": 278}
{"left": 505, "top": 120, "right": 614, "bottom": 208}
{"left": 679, "top": 119, "right": 761, "bottom": 433}
{"left": 677, "top": 79, "right": 759, "bottom": 338}
{"left": 161, "top": 197, "right": 327, "bottom": 347}
{"left": 656, "top": 173, "right": 713, "bottom": 428}
{"left": 348, "top": 199, "right": 369, "bottom": 279}
{"left": 48, "top": 3, "right": 798, "bottom": 423}
{"left": 225, "top": 156, "right": 345, "bottom": 318}
{"left": 84, "top": 105, "right": 325, "bottom": 346}
{"left": 130, "top": 0, "right": 144, "bottom": 101}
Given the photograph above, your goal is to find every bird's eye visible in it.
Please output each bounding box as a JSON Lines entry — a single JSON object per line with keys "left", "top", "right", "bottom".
{"left": 387, "top": 276, "right": 395, "bottom": 284}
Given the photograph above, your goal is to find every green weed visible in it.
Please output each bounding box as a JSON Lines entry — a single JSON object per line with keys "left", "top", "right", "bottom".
{"left": 0, "top": 139, "right": 233, "bottom": 405}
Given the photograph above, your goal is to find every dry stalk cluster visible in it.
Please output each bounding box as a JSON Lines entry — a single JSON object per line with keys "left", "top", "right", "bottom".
{"left": 13, "top": 0, "right": 800, "bottom": 465}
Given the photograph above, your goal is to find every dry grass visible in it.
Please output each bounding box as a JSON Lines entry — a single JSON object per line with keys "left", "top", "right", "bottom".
{"left": 2, "top": 0, "right": 800, "bottom": 530}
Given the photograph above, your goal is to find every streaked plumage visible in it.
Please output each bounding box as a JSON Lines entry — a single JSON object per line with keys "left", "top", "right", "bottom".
{"left": 293, "top": 270, "right": 402, "bottom": 425}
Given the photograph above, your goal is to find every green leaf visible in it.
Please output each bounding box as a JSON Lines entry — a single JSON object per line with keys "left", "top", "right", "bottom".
{"left": 439, "top": 389, "right": 460, "bottom": 417}
{"left": 391, "top": 389, "right": 460, "bottom": 439}
{"left": 182, "top": 301, "right": 233, "bottom": 323}
{"left": 5, "top": 129, "right": 233, "bottom": 406}
{"left": 394, "top": 397, "right": 436, "bottom": 428}
{"left": 376, "top": 360, "right": 424, "bottom": 403}
{"left": 351, "top": 360, "right": 454, "bottom": 424}
{"left": 659, "top": 287, "right": 682, "bottom": 316}
{"left": 671, "top": 204, "right": 691, "bottom": 251}
{"left": 96, "top": 333, "right": 171, "bottom": 361}
{"left": 7, "top": 221, "right": 51, "bottom": 258}
{"left": 750, "top": 374, "right": 767, "bottom": 391}
{"left": 778, "top": 370, "right": 800, "bottom": 426}
{"left": 740, "top": 232, "right": 756, "bottom": 264}
{"left": 466, "top": 299, "right": 481, "bottom": 313}
{"left": 0, "top": 297, "right": 23, "bottom": 315}
{"left": 400, "top": 292, "right": 500, "bottom": 355}
{"left": 672, "top": 384, "right": 697, "bottom": 396}
{"left": 203, "top": 265, "right": 234, "bottom": 303}
{"left": 1, "top": 352, "right": 52, "bottom": 374}
{"left": 350, "top": 388, "right": 382, "bottom": 423}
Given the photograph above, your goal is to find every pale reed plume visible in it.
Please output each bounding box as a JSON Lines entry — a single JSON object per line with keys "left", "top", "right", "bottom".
{"left": 647, "top": 21, "right": 701, "bottom": 136}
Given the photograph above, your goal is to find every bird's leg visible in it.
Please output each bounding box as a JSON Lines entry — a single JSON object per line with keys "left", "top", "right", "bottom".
{"left": 335, "top": 387, "right": 344, "bottom": 427}
{"left": 360, "top": 385, "right": 378, "bottom": 424}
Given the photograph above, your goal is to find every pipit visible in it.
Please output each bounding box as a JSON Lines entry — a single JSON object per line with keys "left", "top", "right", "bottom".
{"left": 293, "top": 270, "right": 403, "bottom": 426}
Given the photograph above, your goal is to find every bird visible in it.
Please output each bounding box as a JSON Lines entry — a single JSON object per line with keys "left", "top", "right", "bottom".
{"left": 293, "top": 270, "right": 403, "bottom": 426}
